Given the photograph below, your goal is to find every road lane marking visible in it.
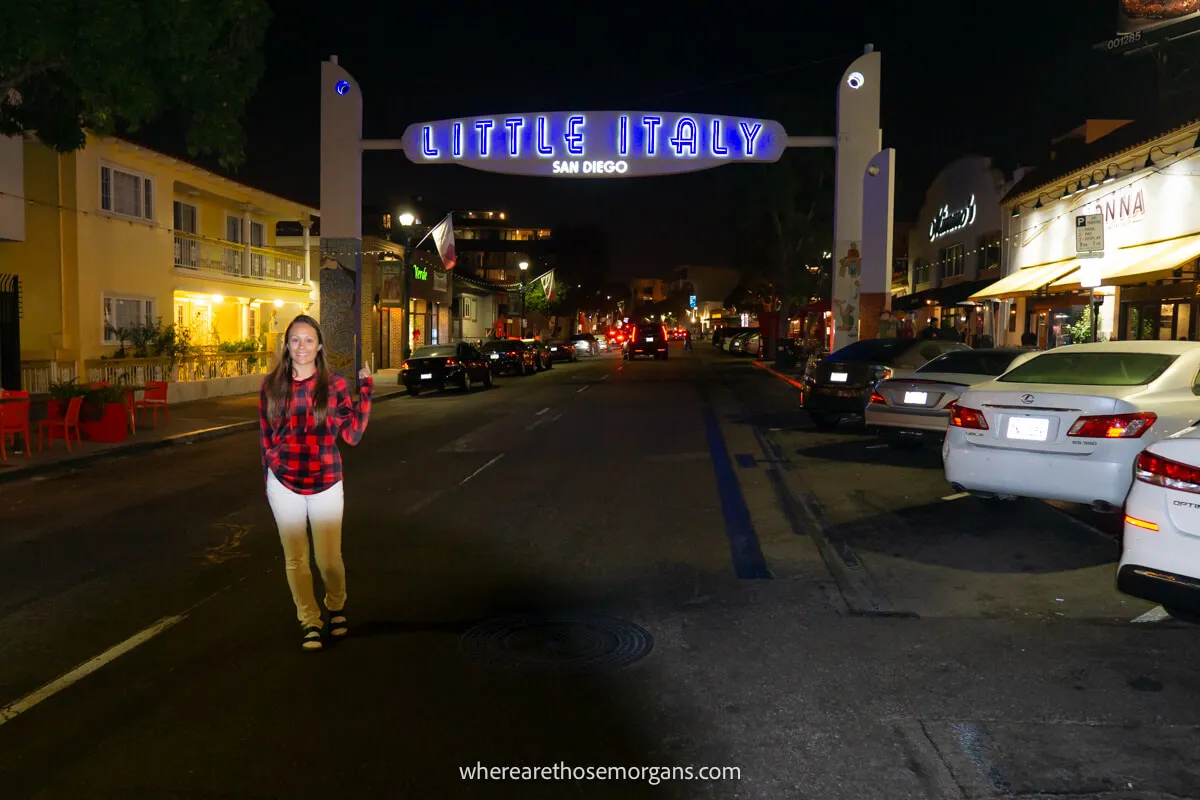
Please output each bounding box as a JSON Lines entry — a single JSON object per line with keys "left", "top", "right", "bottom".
{"left": 600, "top": 374, "right": 610, "bottom": 381}
{"left": 551, "top": 412, "right": 564, "bottom": 422}
{"left": 865, "top": 444, "right": 888, "bottom": 450}
{"left": 577, "top": 385, "right": 589, "bottom": 393}
{"left": 459, "top": 453, "right": 505, "bottom": 486}
{"left": 941, "top": 492, "right": 970, "bottom": 501}
{"left": 0, "top": 614, "right": 186, "bottom": 726}
{"left": 536, "top": 407, "right": 550, "bottom": 416}
{"left": 1132, "top": 605, "right": 1170, "bottom": 624}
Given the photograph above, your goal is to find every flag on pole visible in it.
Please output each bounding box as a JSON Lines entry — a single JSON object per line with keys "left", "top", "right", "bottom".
{"left": 429, "top": 213, "right": 457, "bottom": 270}
{"left": 539, "top": 269, "right": 556, "bottom": 302}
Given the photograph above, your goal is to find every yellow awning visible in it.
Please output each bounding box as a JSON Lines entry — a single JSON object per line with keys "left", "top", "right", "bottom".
{"left": 1102, "top": 233, "right": 1200, "bottom": 286}
{"left": 968, "top": 260, "right": 1080, "bottom": 300}
{"left": 1050, "top": 237, "right": 1184, "bottom": 291}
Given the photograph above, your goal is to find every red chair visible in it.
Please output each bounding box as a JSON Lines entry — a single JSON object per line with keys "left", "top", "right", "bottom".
{"left": 39, "top": 395, "right": 83, "bottom": 452}
{"left": 136, "top": 380, "right": 169, "bottom": 425}
{"left": 0, "top": 391, "right": 32, "bottom": 460}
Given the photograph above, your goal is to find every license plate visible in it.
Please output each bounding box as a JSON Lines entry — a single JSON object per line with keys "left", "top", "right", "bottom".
{"left": 830, "top": 372, "right": 848, "bottom": 383}
{"left": 551, "top": 347, "right": 558, "bottom": 351}
{"left": 420, "top": 373, "right": 432, "bottom": 380}
{"left": 490, "top": 354, "right": 499, "bottom": 360}
{"left": 646, "top": 337, "right": 654, "bottom": 342}
{"left": 1007, "top": 416, "right": 1050, "bottom": 441}
{"left": 903, "top": 391, "right": 928, "bottom": 405}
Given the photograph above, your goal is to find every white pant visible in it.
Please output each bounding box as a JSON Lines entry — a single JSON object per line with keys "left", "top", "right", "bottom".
{"left": 265, "top": 471, "right": 346, "bottom": 628}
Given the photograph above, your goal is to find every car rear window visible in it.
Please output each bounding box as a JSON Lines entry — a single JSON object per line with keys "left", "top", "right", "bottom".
{"left": 481, "top": 341, "right": 520, "bottom": 352}
{"left": 828, "top": 339, "right": 909, "bottom": 363}
{"left": 413, "top": 345, "right": 457, "bottom": 358}
{"left": 916, "top": 350, "right": 1024, "bottom": 376}
{"left": 998, "top": 351, "right": 1178, "bottom": 386}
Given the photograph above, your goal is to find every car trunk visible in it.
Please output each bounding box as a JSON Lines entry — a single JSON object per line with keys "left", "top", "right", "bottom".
{"left": 879, "top": 374, "right": 977, "bottom": 410}
{"left": 407, "top": 357, "right": 456, "bottom": 379}
{"left": 1144, "top": 435, "right": 1200, "bottom": 539}
{"left": 960, "top": 384, "right": 1145, "bottom": 455}
{"left": 818, "top": 359, "right": 888, "bottom": 389}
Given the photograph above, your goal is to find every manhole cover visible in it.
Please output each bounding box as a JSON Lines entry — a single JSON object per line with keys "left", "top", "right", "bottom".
{"left": 460, "top": 613, "right": 653, "bottom": 674}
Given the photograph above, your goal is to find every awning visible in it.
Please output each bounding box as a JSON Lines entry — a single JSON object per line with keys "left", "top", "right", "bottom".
{"left": 968, "top": 260, "right": 1080, "bottom": 300}
{"left": 894, "top": 279, "right": 995, "bottom": 311}
{"left": 1103, "top": 233, "right": 1200, "bottom": 286}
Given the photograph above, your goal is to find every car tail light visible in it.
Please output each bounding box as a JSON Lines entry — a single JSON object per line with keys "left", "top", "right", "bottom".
{"left": 949, "top": 405, "right": 988, "bottom": 430}
{"left": 445, "top": 358, "right": 458, "bottom": 366}
{"left": 869, "top": 391, "right": 886, "bottom": 405}
{"left": 878, "top": 366, "right": 894, "bottom": 380}
{"left": 400, "top": 361, "right": 410, "bottom": 370}
{"left": 1135, "top": 450, "right": 1200, "bottom": 494}
{"left": 1124, "top": 514, "right": 1160, "bottom": 532}
{"left": 1067, "top": 412, "right": 1156, "bottom": 439}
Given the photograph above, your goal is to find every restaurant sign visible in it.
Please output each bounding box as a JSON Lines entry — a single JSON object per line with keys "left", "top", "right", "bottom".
{"left": 402, "top": 111, "right": 788, "bottom": 177}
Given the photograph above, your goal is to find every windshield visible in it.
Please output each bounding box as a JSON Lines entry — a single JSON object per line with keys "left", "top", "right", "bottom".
{"left": 481, "top": 341, "right": 520, "bottom": 352}
{"left": 998, "top": 351, "right": 1178, "bottom": 386}
{"left": 828, "top": 339, "right": 909, "bottom": 364}
{"left": 916, "top": 350, "right": 1024, "bottom": 377}
{"left": 412, "top": 345, "right": 457, "bottom": 358}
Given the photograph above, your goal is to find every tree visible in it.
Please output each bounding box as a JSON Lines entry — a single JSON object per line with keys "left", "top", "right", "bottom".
{"left": 523, "top": 279, "right": 570, "bottom": 317}
{"left": 0, "top": 0, "right": 271, "bottom": 168}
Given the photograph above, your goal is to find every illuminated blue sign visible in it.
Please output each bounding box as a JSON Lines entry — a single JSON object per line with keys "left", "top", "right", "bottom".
{"left": 689, "top": 295, "right": 697, "bottom": 309}
{"left": 401, "top": 111, "right": 787, "bottom": 177}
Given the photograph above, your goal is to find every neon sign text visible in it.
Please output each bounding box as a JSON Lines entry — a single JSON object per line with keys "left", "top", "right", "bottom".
{"left": 929, "top": 195, "right": 978, "bottom": 241}
{"left": 402, "top": 111, "right": 787, "bottom": 177}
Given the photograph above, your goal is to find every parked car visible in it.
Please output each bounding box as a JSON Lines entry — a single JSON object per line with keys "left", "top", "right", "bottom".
{"left": 623, "top": 322, "right": 670, "bottom": 360}
{"left": 570, "top": 333, "right": 599, "bottom": 356}
{"left": 802, "top": 338, "right": 969, "bottom": 428}
{"left": 943, "top": 341, "right": 1200, "bottom": 511}
{"left": 865, "top": 348, "right": 1039, "bottom": 448}
{"left": 480, "top": 339, "right": 537, "bottom": 376}
{"left": 548, "top": 340, "right": 578, "bottom": 363}
{"left": 1119, "top": 425, "right": 1200, "bottom": 623}
{"left": 522, "top": 339, "right": 554, "bottom": 371}
{"left": 401, "top": 342, "right": 495, "bottom": 396}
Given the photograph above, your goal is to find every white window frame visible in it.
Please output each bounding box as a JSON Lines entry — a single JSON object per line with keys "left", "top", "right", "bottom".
{"left": 102, "top": 293, "right": 157, "bottom": 345}
{"left": 225, "top": 213, "right": 244, "bottom": 244}
{"left": 99, "top": 162, "right": 155, "bottom": 221}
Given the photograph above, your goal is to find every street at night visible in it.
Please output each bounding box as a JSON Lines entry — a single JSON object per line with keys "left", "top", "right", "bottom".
{"left": 2, "top": 345, "right": 1198, "bottom": 799}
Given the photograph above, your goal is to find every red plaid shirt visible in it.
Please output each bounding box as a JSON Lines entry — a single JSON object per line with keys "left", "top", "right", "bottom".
{"left": 260, "top": 372, "right": 373, "bottom": 494}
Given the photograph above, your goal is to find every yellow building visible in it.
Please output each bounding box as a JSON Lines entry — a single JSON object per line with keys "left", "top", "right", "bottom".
{"left": 0, "top": 133, "right": 318, "bottom": 391}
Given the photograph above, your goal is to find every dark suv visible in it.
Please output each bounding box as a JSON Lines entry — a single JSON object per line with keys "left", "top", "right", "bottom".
{"left": 623, "top": 322, "right": 669, "bottom": 360}
{"left": 802, "top": 338, "right": 969, "bottom": 428}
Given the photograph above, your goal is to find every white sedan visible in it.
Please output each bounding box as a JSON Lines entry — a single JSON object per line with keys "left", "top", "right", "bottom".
{"left": 943, "top": 341, "right": 1200, "bottom": 511}
{"left": 865, "top": 347, "right": 1039, "bottom": 448}
{"left": 1119, "top": 426, "right": 1200, "bottom": 622}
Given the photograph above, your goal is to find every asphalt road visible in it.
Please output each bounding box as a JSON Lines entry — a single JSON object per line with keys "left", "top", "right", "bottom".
{"left": 1, "top": 344, "right": 1198, "bottom": 799}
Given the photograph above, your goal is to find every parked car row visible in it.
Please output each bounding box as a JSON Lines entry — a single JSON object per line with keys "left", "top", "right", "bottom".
{"left": 400, "top": 337, "right": 580, "bottom": 396}
{"left": 798, "top": 336, "right": 1200, "bottom": 623}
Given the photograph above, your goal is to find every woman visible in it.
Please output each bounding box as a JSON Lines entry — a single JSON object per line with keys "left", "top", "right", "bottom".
{"left": 259, "top": 314, "right": 373, "bottom": 651}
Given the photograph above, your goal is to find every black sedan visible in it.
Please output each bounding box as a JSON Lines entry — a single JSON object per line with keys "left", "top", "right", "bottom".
{"left": 480, "top": 339, "right": 537, "bottom": 376}
{"left": 547, "top": 340, "right": 578, "bottom": 363}
{"left": 801, "top": 337, "right": 968, "bottom": 428}
{"left": 401, "top": 343, "right": 495, "bottom": 396}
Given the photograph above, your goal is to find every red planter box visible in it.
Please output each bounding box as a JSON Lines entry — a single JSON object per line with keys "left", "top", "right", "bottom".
{"left": 80, "top": 401, "right": 129, "bottom": 443}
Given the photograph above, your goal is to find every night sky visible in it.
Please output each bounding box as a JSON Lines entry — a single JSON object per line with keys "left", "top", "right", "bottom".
{"left": 149, "top": 1, "right": 1160, "bottom": 279}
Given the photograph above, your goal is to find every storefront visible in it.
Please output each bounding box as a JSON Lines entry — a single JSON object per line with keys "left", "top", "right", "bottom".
{"left": 895, "top": 156, "right": 1013, "bottom": 344}
{"left": 985, "top": 116, "right": 1200, "bottom": 347}
{"left": 379, "top": 258, "right": 451, "bottom": 362}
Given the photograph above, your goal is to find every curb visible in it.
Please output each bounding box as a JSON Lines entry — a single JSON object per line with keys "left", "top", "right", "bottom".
{"left": 0, "top": 388, "right": 409, "bottom": 486}
{"left": 751, "top": 360, "right": 806, "bottom": 390}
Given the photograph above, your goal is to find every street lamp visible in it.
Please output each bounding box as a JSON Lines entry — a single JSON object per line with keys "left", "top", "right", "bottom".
{"left": 398, "top": 212, "right": 418, "bottom": 358}
{"left": 518, "top": 261, "right": 529, "bottom": 334}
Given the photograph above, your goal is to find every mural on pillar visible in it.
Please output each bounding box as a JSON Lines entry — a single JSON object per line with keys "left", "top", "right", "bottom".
{"left": 833, "top": 243, "right": 861, "bottom": 332}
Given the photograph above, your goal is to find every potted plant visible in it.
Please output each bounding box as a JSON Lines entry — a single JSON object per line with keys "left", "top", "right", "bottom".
{"left": 46, "top": 379, "right": 89, "bottom": 426}
{"left": 79, "top": 384, "right": 131, "bottom": 442}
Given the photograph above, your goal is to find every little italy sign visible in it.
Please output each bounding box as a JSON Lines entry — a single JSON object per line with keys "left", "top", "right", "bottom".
{"left": 401, "top": 111, "right": 788, "bottom": 177}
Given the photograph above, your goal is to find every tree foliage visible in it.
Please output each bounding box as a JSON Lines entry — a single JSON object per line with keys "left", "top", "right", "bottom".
{"left": 0, "top": 0, "right": 271, "bottom": 168}
{"left": 523, "top": 279, "right": 570, "bottom": 317}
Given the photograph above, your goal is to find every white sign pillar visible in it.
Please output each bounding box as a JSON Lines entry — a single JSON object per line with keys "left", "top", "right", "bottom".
{"left": 858, "top": 148, "right": 895, "bottom": 340}
{"left": 831, "top": 47, "right": 882, "bottom": 351}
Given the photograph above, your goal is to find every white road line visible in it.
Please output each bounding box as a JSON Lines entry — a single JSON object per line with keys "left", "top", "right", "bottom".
{"left": 551, "top": 412, "right": 564, "bottom": 422}
{"left": 599, "top": 375, "right": 610, "bottom": 381}
{"left": 865, "top": 444, "right": 888, "bottom": 450}
{"left": 1132, "top": 605, "right": 1171, "bottom": 624}
{"left": 536, "top": 407, "right": 551, "bottom": 416}
{"left": 0, "top": 614, "right": 185, "bottom": 726}
{"left": 941, "top": 492, "right": 970, "bottom": 501}
{"left": 459, "top": 453, "right": 505, "bottom": 486}
{"left": 577, "top": 385, "right": 589, "bottom": 393}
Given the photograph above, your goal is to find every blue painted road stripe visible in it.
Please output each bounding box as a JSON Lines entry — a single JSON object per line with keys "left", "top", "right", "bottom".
{"left": 700, "top": 401, "right": 771, "bottom": 580}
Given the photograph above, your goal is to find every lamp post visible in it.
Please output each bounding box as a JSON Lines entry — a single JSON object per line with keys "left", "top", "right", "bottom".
{"left": 398, "top": 212, "right": 415, "bottom": 358}
{"left": 519, "top": 261, "right": 529, "bottom": 335}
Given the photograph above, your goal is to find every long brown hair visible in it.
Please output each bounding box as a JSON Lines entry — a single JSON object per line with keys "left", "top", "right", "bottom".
{"left": 264, "top": 314, "right": 331, "bottom": 429}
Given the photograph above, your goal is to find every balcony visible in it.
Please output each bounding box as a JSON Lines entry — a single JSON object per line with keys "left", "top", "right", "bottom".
{"left": 174, "top": 232, "right": 305, "bottom": 285}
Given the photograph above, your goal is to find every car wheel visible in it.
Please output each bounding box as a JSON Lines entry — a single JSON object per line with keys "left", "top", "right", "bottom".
{"left": 484, "top": 370, "right": 494, "bottom": 389}
{"left": 808, "top": 412, "right": 839, "bottom": 429}
{"left": 409, "top": 386, "right": 422, "bottom": 397}
{"left": 461, "top": 373, "right": 472, "bottom": 392}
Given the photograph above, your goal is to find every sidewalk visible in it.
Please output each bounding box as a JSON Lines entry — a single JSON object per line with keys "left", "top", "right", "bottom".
{"left": 0, "top": 380, "right": 406, "bottom": 485}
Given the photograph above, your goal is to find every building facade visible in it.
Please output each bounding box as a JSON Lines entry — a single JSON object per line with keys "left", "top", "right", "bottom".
{"left": 981, "top": 115, "right": 1200, "bottom": 348}
{"left": 893, "top": 156, "right": 1014, "bottom": 342}
{"left": 0, "top": 134, "right": 317, "bottom": 394}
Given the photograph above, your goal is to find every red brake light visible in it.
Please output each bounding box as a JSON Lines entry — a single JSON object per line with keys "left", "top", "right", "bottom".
{"left": 949, "top": 405, "right": 989, "bottom": 430}
{"left": 401, "top": 361, "right": 410, "bottom": 370}
{"left": 1067, "top": 412, "right": 1156, "bottom": 439}
{"left": 1135, "top": 451, "right": 1200, "bottom": 493}
{"left": 869, "top": 391, "right": 886, "bottom": 405}
{"left": 445, "top": 358, "right": 457, "bottom": 366}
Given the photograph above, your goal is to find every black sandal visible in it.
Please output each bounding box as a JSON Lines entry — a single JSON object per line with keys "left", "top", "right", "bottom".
{"left": 328, "top": 609, "right": 348, "bottom": 637}
{"left": 301, "top": 624, "right": 323, "bottom": 651}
